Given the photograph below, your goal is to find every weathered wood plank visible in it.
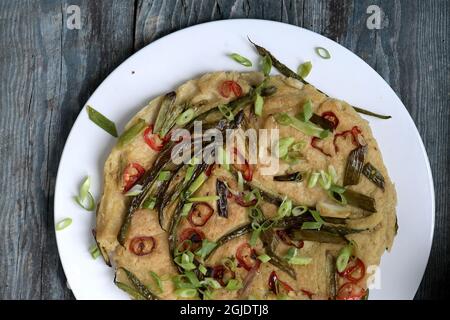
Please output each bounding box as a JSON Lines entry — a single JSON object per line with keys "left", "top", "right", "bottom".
{"left": 0, "top": 0, "right": 135, "bottom": 299}
{"left": 0, "top": 0, "right": 447, "bottom": 299}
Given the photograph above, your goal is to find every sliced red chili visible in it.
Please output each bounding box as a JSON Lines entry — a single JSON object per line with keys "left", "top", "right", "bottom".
{"left": 236, "top": 243, "right": 258, "bottom": 271}
{"left": 143, "top": 125, "right": 164, "bottom": 151}
{"left": 333, "top": 126, "right": 365, "bottom": 153}
{"left": 336, "top": 282, "right": 366, "bottom": 300}
{"left": 338, "top": 257, "right": 366, "bottom": 283}
{"left": 205, "top": 164, "right": 216, "bottom": 177}
{"left": 311, "top": 137, "right": 332, "bottom": 157}
{"left": 276, "top": 230, "right": 304, "bottom": 249}
{"left": 122, "top": 163, "right": 145, "bottom": 192}
{"left": 232, "top": 148, "right": 253, "bottom": 181}
{"left": 129, "top": 236, "right": 156, "bottom": 256}
{"left": 268, "top": 271, "right": 294, "bottom": 295}
{"left": 219, "top": 80, "right": 242, "bottom": 98}
{"left": 300, "top": 289, "right": 314, "bottom": 299}
{"left": 179, "top": 228, "right": 205, "bottom": 251}
{"left": 321, "top": 111, "right": 339, "bottom": 130}
{"left": 187, "top": 202, "right": 214, "bottom": 227}
{"left": 209, "top": 265, "right": 236, "bottom": 286}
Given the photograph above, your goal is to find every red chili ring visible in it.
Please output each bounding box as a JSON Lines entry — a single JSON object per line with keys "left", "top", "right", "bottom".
{"left": 179, "top": 228, "right": 205, "bottom": 251}
{"left": 123, "top": 163, "right": 145, "bottom": 193}
{"left": 321, "top": 111, "right": 339, "bottom": 130}
{"left": 338, "top": 257, "right": 366, "bottom": 283}
{"left": 187, "top": 202, "right": 214, "bottom": 227}
{"left": 268, "top": 271, "right": 294, "bottom": 295}
{"left": 129, "top": 236, "right": 156, "bottom": 256}
{"left": 236, "top": 243, "right": 258, "bottom": 271}
{"left": 336, "top": 282, "right": 366, "bottom": 300}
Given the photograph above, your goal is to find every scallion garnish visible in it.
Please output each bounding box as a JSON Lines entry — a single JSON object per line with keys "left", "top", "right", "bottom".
{"left": 218, "top": 104, "right": 234, "bottom": 121}
{"left": 142, "top": 196, "right": 156, "bottom": 209}
{"left": 277, "top": 137, "right": 295, "bottom": 158}
{"left": 254, "top": 93, "right": 264, "bottom": 116}
{"left": 201, "top": 278, "right": 222, "bottom": 289}
{"left": 149, "top": 271, "right": 164, "bottom": 293}
{"left": 180, "top": 203, "right": 193, "bottom": 217}
{"left": 195, "top": 239, "right": 218, "bottom": 260}
{"left": 174, "top": 252, "right": 197, "bottom": 271}
{"left": 301, "top": 221, "right": 322, "bottom": 230}
{"left": 176, "top": 109, "right": 195, "bottom": 126}
{"left": 257, "top": 254, "right": 271, "bottom": 263}
{"left": 315, "top": 47, "right": 331, "bottom": 59}
{"left": 328, "top": 184, "right": 347, "bottom": 205}
{"left": 74, "top": 176, "right": 95, "bottom": 211}
{"left": 55, "top": 218, "right": 72, "bottom": 231}
{"left": 217, "top": 146, "right": 230, "bottom": 171}
{"left": 336, "top": 242, "right": 355, "bottom": 272}
{"left": 117, "top": 118, "right": 146, "bottom": 147}
{"left": 298, "top": 100, "right": 313, "bottom": 122}
{"left": 292, "top": 206, "right": 308, "bottom": 216}
{"left": 188, "top": 195, "right": 219, "bottom": 202}
{"left": 276, "top": 197, "right": 292, "bottom": 220}
{"left": 175, "top": 288, "right": 198, "bottom": 298}
{"left": 262, "top": 54, "right": 272, "bottom": 76}
{"left": 89, "top": 243, "right": 100, "bottom": 259}
{"left": 298, "top": 61, "right": 312, "bottom": 78}
{"left": 185, "top": 172, "right": 208, "bottom": 198}
{"left": 285, "top": 247, "right": 312, "bottom": 265}
{"left": 86, "top": 106, "right": 118, "bottom": 137}
{"left": 225, "top": 279, "right": 243, "bottom": 291}
{"left": 307, "top": 172, "right": 320, "bottom": 188}
{"left": 275, "top": 113, "right": 329, "bottom": 138}
{"left": 199, "top": 264, "right": 208, "bottom": 275}
{"left": 124, "top": 184, "right": 143, "bottom": 197}
{"left": 319, "top": 170, "right": 332, "bottom": 190}
{"left": 229, "top": 53, "right": 252, "bottom": 67}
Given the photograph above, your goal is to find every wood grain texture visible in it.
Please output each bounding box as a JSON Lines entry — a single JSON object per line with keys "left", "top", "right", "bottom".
{"left": 0, "top": 0, "right": 448, "bottom": 299}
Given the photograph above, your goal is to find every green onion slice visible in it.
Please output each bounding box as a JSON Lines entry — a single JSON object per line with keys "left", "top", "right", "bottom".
{"left": 195, "top": 239, "right": 217, "bottom": 260}
{"left": 229, "top": 53, "right": 252, "bottom": 67}
{"left": 307, "top": 172, "right": 320, "bottom": 188}
{"left": 117, "top": 119, "right": 146, "bottom": 147}
{"left": 310, "top": 210, "right": 324, "bottom": 224}
{"left": 184, "top": 165, "right": 195, "bottom": 183}
{"left": 218, "top": 104, "right": 234, "bottom": 121}
{"left": 285, "top": 247, "right": 312, "bottom": 265}
{"left": 291, "top": 141, "right": 306, "bottom": 152}
{"left": 336, "top": 242, "right": 354, "bottom": 272}
{"left": 185, "top": 172, "right": 208, "bottom": 199}
{"left": 315, "top": 47, "right": 331, "bottom": 59}
{"left": 292, "top": 206, "right": 308, "bottom": 216}
{"left": 262, "top": 54, "right": 272, "bottom": 76}
{"left": 188, "top": 195, "right": 219, "bottom": 202}
{"left": 157, "top": 171, "right": 171, "bottom": 182}
{"left": 124, "top": 184, "right": 143, "bottom": 197}
{"left": 176, "top": 109, "right": 195, "bottom": 126}
{"left": 275, "top": 113, "right": 329, "bottom": 138}
{"left": 74, "top": 176, "right": 95, "bottom": 211}
{"left": 201, "top": 278, "right": 222, "bottom": 289}
{"left": 257, "top": 254, "right": 271, "bottom": 263}
{"left": 89, "top": 243, "right": 100, "bottom": 259}
{"left": 150, "top": 271, "right": 164, "bottom": 293}
{"left": 299, "top": 100, "right": 313, "bottom": 122}
{"left": 277, "top": 137, "right": 295, "bottom": 158}
{"left": 276, "top": 197, "right": 292, "bottom": 220}
{"left": 55, "top": 218, "right": 72, "bottom": 231}
{"left": 180, "top": 203, "right": 193, "bottom": 217}
{"left": 86, "top": 106, "right": 118, "bottom": 137}
{"left": 319, "top": 170, "right": 332, "bottom": 190}
{"left": 142, "top": 196, "right": 156, "bottom": 209}
{"left": 175, "top": 288, "right": 198, "bottom": 298}
{"left": 199, "top": 264, "right": 208, "bottom": 275}
{"left": 301, "top": 221, "right": 323, "bottom": 230}
{"left": 222, "top": 257, "right": 237, "bottom": 272}
{"left": 217, "top": 146, "right": 230, "bottom": 171}
{"left": 328, "top": 165, "right": 338, "bottom": 184}
{"left": 298, "top": 61, "right": 312, "bottom": 78}
{"left": 174, "top": 252, "right": 197, "bottom": 271}
{"left": 225, "top": 279, "right": 243, "bottom": 291}
{"left": 254, "top": 93, "right": 264, "bottom": 116}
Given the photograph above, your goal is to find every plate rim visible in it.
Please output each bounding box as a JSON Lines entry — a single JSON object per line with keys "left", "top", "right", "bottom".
{"left": 54, "top": 18, "right": 435, "bottom": 300}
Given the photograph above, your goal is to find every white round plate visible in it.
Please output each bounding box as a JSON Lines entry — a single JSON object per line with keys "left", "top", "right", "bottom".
{"left": 55, "top": 19, "right": 434, "bottom": 300}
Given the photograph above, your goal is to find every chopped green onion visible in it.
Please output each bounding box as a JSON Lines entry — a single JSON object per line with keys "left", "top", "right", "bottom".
{"left": 222, "top": 257, "right": 237, "bottom": 272}
{"left": 277, "top": 137, "right": 295, "bottom": 158}
{"left": 117, "top": 118, "right": 146, "bottom": 147}
{"left": 86, "top": 106, "right": 118, "bottom": 137}
{"left": 292, "top": 206, "right": 308, "bottom": 216}
{"left": 298, "top": 61, "right": 312, "bottom": 78}
{"left": 74, "top": 176, "right": 96, "bottom": 211}
{"left": 249, "top": 229, "right": 261, "bottom": 247}
{"left": 172, "top": 274, "right": 196, "bottom": 289}
{"left": 291, "top": 141, "right": 306, "bottom": 152}
{"left": 142, "top": 196, "right": 156, "bottom": 209}
{"left": 124, "top": 184, "right": 143, "bottom": 196}
{"left": 301, "top": 221, "right": 323, "bottom": 230}
{"left": 185, "top": 172, "right": 208, "bottom": 198}
{"left": 249, "top": 207, "right": 264, "bottom": 222}
{"left": 229, "top": 53, "right": 252, "bottom": 67}
{"left": 174, "top": 252, "right": 197, "bottom": 271}
{"left": 276, "top": 113, "right": 329, "bottom": 138}
{"left": 174, "top": 240, "right": 192, "bottom": 256}
{"left": 237, "top": 171, "right": 244, "bottom": 192}
{"left": 311, "top": 210, "right": 325, "bottom": 224}
{"left": 176, "top": 109, "right": 195, "bottom": 126}
{"left": 157, "top": 171, "right": 171, "bottom": 182}
{"left": 55, "top": 218, "right": 72, "bottom": 231}
{"left": 276, "top": 197, "right": 292, "bottom": 220}
{"left": 254, "top": 93, "right": 264, "bottom": 116}
{"left": 217, "top": 146, "right": 230, "bottom": 171}
{"left": 184, "top": 270, "right": 201, "bottom": 288}
{"left": 225, "top": 279, "right": 243, "bottom": 291}
{"left": 199, "top": 264, "right": 208, "bottom": 275}
{"left": 285, "top": 248, "right": 312, "bottom": 265}
{"left": 201, "top": 278, "right": 222, "bottom": 289}
{"left": 180, "top": 203, "right": 193, "bottom": 217}
{"left": 262, "top": 54, "right": 272, "bottom": 76}
{"left": 150, "top": 271, "right": 163, "bottom": 293}
{"left": 336, "top": 242, "right": 354, "bottom": 272}
{"left": 257, "top": 254, "right": 271, "bottom": 263}
{"left": 315, "top": 47, "right": 331, "bottom": 59}
{"left": 319, "top": 170, "right": 332, "bottom": 190}
{"left": 184, "top": 165, "right": 195, "bottom": 183}
{"left": 328, "top": 184, "right": 347, "bottom": 205}
{"left": 299, "top": 100, "right": 313, "bottom": 122}
{"left": 328, "top": 165, "right": 338, "bottom": 184}
{"left": 307, "top": 172, "right": 320, "bottom": 188}
{"left": 175, "top": 288, "right": 198, "bottom": 298}
{"left": 218, "top": 104, "right": 234, "bottom": 121}
{"left": 188, "top": 195, "right": 219, "bottom": 202}
{"left": 89, "top": 243, "right": 100, "bottom": 259}
{"left": 195, "top": 239, "right": 217, "bottom": 260}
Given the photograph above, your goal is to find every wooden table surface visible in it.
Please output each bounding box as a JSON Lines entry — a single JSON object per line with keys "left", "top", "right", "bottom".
{"left": 0, "top": 0, "right": 448, "bottom": 300}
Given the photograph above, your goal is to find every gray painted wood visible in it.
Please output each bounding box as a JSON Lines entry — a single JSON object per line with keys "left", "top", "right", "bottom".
{"left": 0, "top": 0, "right": 447, "bottom": 299}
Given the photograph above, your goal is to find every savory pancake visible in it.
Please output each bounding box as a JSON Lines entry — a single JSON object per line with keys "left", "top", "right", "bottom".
{"left": 95, "top": 69, "right": 396, "bottom": 300}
